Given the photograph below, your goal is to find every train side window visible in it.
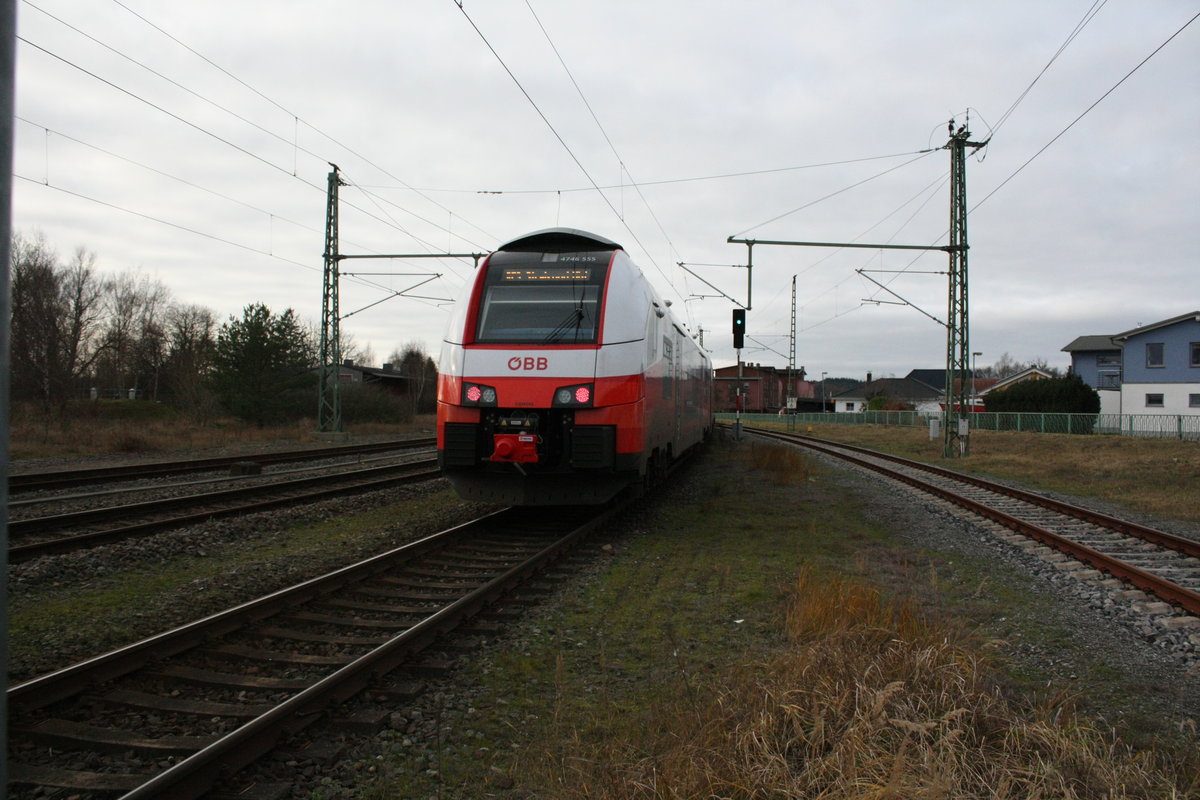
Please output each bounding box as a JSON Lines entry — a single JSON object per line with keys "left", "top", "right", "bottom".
{"left": 662, "top": 337, "right": 673, "bottom": 398}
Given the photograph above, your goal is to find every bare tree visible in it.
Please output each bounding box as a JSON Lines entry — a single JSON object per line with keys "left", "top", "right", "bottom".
{"left": 991, "top": 352, "right": 1024, "bottom": 379}
{"left": 163, "top": 304, "right": 218, "bottom": 420}
{"left": 59, "top": 247, "right": 106, "bottom": 392}
{"left": 93, "top": 271, "right": 171, "bottom": 398}
{"left": 10, "top": 233, "right": 63, "bottom": 408}
{"left": 10, "top": 234, "right": 107, "bottom": 410}
{"left": 387, "top": 341, "right": 437, "bottom": 415}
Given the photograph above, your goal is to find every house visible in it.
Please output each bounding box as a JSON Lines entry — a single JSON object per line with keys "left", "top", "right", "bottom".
{"left": 1063, "top": 311, "right": 1200, "bottom": 416}
{"left": 1061, "top": 334, "right": 1122, "bottom": 414}
{"left": 715, "top": 363, "right": 813, "bottom": 413}
{"left": 1112, "top": 311, "right": 1200, "bottom": 416}
{"left": 831, "top": 368, "right": 1039, "bottom": 414}
{"left": 333, "top": 360, "right": 415, "bottom": 394}
{"left": 1061, "top": 335, "right": 1122, "bottom": 389}
{"left": 831, "top": 376, "right": 941, "bottom": 413}
{"left": 977, "top": 367, "right": 1055, "bottom": 409}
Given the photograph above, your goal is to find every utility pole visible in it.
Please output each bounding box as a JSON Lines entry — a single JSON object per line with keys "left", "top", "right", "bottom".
{"left": 317, "top": 165, "right": 345, "bottom": 435}
{"left": 728, "top": 115, "right": 988, "bottom": 458}
{"left": 315, "top": 167, "right": 483, "bottom": 437}
{"left": 943, "top": 120, "right": 987, "bottom": 457}
{"left": 787, "top": 275, "right": 796, "bottom": 412}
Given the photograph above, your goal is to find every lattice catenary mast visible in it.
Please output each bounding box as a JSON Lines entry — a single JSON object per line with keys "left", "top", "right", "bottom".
{"left": 943, "top": 121, "right": 987, "bottom": 457}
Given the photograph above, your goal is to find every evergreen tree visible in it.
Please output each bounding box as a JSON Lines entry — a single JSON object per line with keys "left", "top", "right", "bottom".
{"left": 211, "top": 303, "right": 317, "bottom": 426}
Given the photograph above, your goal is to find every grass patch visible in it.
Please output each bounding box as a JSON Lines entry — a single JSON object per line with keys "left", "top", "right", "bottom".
{"left": 357, "top": 438, "right": 1199, "bottom": 798}
{"left": 9, "top": 406, "right": 434, "bottom": 460}
{"left": 771, "top": 421, "right": 1200, "bottom": 524}
{"left": 514, "top": 568, "right": 1195, "bottom": 799}
{"left": 7, "top": 488, "right": 464, "bottom": 682}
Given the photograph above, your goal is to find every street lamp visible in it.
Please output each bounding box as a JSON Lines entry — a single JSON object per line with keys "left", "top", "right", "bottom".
{"left": 971, "top": 352, "right": 982, "bottom": 416}
{"left": 820, "top": 372, "right": 827, "bottom": 413}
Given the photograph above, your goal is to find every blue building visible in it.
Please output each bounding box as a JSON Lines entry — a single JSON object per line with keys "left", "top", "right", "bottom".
{"left": 1114, "top": 311, "right": 1200, "bottom": 416}
{"left": 1063, "top": 311, "right": 1200, "bottom": 416}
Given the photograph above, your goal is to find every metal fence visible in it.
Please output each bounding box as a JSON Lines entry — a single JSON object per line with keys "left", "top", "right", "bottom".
{"left": 717, "top": 411, "right": 1200, "bottom": 440}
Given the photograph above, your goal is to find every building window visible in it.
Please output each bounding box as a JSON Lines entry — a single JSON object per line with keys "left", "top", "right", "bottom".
{"left": 845, "top": 402, "right": 855, "bottom": 411}
{"left": 1190, "top": 394, "right": 1200, "bottom": 408}
{"left": 1146, "top": 342, "right": 1164, "bottom": 368}
{"left": 1145, "top": 393, "right": 1164, "bottom": 408}
{"left": 1191, "top": 342, "right": 1200, "bottom": 368}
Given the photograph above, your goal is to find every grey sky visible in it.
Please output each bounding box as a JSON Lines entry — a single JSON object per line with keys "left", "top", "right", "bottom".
{"left": 14, "top": 1, "right": 1199, "bottom": 378}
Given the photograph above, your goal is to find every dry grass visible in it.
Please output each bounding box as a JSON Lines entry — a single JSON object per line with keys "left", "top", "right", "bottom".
{"left": 522, "top": 568, "right": 1197, "bottom": 799}
{"left": 747, "top": 441, "right": 814, "bottom": 485}
{"left": 9, "top": 403, "right": 431, "bottom": 461}
{"left": 776, "top": 423, "right": 1200, "bottom": 524}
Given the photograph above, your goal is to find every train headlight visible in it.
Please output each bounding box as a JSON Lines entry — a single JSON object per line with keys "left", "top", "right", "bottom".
{"left": 462, "top": 382, "right": 498, "bottom": 406}
{"left": 552, "top": 383, "right": 594, "bottom": 408}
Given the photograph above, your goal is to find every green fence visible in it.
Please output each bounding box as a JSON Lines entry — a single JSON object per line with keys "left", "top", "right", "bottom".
{"left": 717, "top": 411, "right": 1200, "bottom": 440}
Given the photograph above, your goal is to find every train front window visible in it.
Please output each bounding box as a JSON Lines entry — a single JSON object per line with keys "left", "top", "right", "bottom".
{"left": 475, "top": 253, "right": 609, "bottom": 344}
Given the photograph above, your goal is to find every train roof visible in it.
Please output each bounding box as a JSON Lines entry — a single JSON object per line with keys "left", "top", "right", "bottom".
{"left": 496, "top": 228, "right": 623, "bottom": 253}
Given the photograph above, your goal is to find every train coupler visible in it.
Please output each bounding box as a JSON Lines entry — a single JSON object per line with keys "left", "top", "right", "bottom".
{"left": 490, "top": 433, "right": 539, "bottom": 464}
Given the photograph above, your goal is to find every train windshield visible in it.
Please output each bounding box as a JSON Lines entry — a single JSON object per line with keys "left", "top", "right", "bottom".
{"left": 475, "top": 251, "right": 610, "bottom": 344}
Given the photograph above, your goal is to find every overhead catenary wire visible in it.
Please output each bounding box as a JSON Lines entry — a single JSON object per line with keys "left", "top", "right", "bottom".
{"left": 451, "top": 0, "right": 686, "bottom": 308}
{"left": 106, "top": 0, "right": 498, "bottom": 249}
{"left": 17, "top": 7, "right": 494, "bottom": 312}
{"left": 522, "top": 0, "right": 695, "bottom": 325}
{"left": 358, "top": 150, "right": 934, "bottom": 195}
{"left": 971, "top": 8, "right": 1199, "bottom": 215}
{"left": 767, "top": 8, "right": 1196, "bottom": 337}
{"left": 987, "top": 0, "right": 1109, "bottom": 141}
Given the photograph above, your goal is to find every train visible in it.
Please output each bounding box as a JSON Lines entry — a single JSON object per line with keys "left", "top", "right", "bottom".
{"left": 437, "top": 228, "right": 714, "bottom": 505}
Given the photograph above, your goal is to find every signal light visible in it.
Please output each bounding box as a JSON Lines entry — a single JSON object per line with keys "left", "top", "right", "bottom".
{"left": 732, "top": 308, "right": 746, "bottom": 349}
{"left": 552, "top": 383, "right": 594, "bottom": 408}
{"left": 461, "top": 382, "right": 497, "bottom": 406}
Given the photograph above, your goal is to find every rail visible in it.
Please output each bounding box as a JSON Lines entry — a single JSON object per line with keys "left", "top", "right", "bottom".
{"left": 718, "top": 411, "right": 1200, "bottom": 440}
{"left": 738, "top": 425, "right": 1200, "bottom": 616}
{"left": 7, "top": 504, "right": 624, "bottom": 798}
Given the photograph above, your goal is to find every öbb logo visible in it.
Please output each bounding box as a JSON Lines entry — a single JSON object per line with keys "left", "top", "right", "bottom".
{"left": 508, "top": 356, "right": 548, "bottom": 371}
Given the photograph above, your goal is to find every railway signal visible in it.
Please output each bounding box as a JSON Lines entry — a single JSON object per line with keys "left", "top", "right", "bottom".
{"left": 732, "top": 308, "right": 745, "bottom": 349}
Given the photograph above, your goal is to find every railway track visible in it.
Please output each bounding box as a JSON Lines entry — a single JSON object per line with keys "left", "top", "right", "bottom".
{"left": 743, "top": 426, "right": 1200, "bottom": 618}
{"left": 8, "top": 437, "right": 435, "bottom": 494}
{"left": 9, "top": 457, "right": 442, "bottom": 563}
{"left": 7, "top": 503, "right": 623, "bottom": 799}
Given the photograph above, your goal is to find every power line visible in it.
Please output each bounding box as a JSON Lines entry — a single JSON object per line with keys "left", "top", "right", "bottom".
{"left": 105, "top": 0, "right": 496, "bottom": 248}
{"left": 451, "top": 0, "right": 683, "bottom": 304}
{"left": 988, "top": 0, "right": 1109, "bottom": 140}
{"left": 18, "top": 34, "right": 317, "bottom": 186}
{"left": 730, "top": 150, "right": 938, "bottom": 238}
{"left": 972, "top": 8, "right": 1199, "bottom": 214}
{"left": 15, "top": 172, "right": 315, "bottom": 270}
{"left": 522, "top": 0, "right": 689, "bottom": 322}
{"left": 16, "top": 115, "right": 316, "bottom": 232}
{"left": 360, "top": 150, "right": 934, "bottom": 195}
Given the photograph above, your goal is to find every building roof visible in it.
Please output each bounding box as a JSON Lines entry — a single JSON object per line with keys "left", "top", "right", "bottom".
{"left": 833, "top": 377, "right": 941, "bottom": 401}
{"left": 1061, "top": 335, "right": 1119, "bottom": 353}
{"left": 1112, "top": 310, "right": 1200, "bottom": 342}
{"left": 904, "top": 368, "right": 980, "bottom": 391}
{"left": 977, "top": 367, "right": 1054, "bottom": 395}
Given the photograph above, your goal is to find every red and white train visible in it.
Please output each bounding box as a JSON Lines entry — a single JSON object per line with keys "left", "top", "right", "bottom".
{"left": 437, "top": 228, "right": 713, "bottom": 504}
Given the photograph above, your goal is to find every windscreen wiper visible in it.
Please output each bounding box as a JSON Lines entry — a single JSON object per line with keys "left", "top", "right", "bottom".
{"left": 543, "top": 305, "right": 585, "bottom": 344}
